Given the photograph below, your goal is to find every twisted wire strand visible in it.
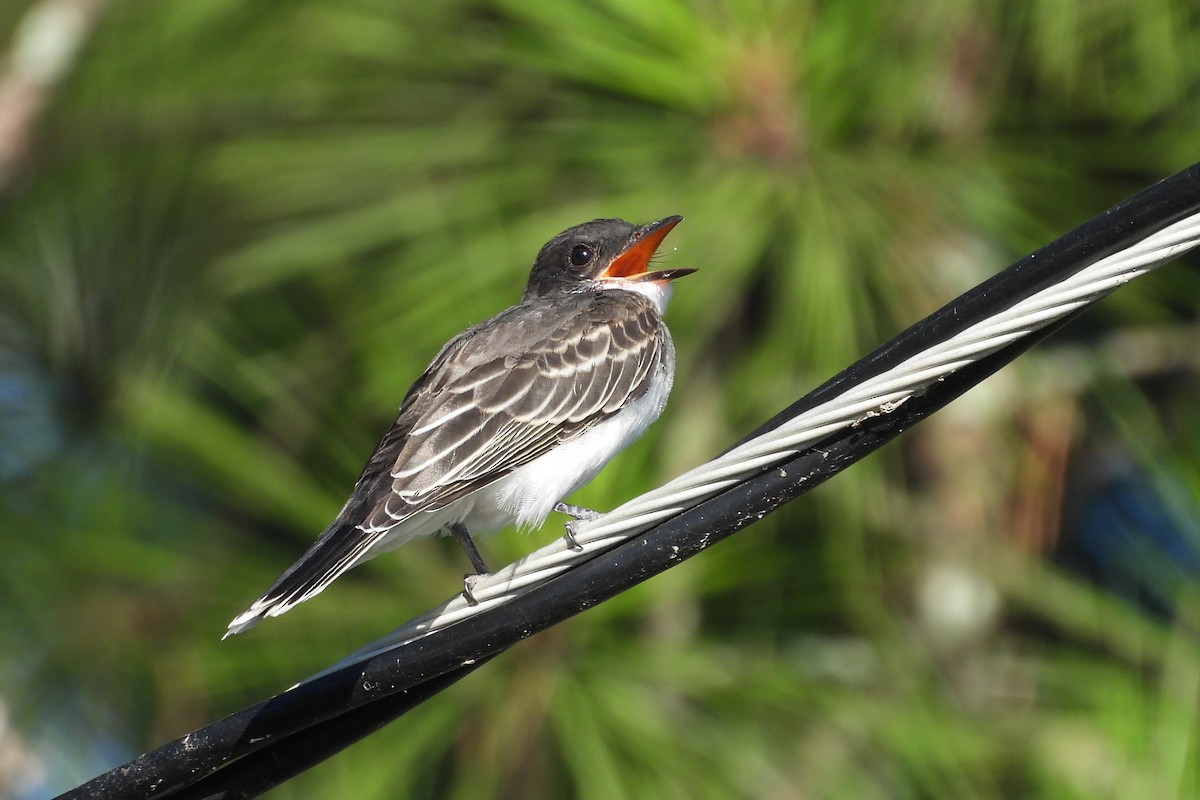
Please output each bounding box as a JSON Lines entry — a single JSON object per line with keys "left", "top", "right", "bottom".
{"left": 331, "top": 209, "right": 1200, "bottom": 666}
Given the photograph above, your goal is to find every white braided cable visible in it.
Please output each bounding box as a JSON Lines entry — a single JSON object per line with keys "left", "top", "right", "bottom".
{"left": 338, "top": 209, "right": 1200, "bottom": 662}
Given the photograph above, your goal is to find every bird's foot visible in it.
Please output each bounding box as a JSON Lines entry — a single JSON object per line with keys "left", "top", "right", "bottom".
{"left": 555, "top": 503, "right": 601, "bottom": 552}
{"left": 563, "top": 521, "right": 585, "bottom": 552}
{"left": 462, "top": 572, "right": 490, "bottom": 606}
{"left": 554, "top": 502, "right": 602, "bottom": 521}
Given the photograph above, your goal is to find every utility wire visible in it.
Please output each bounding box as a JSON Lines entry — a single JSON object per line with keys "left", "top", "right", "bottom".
{"left": 349, "top": 200, "right": 1200, "bottom": 656}
{"left": 60, "top": 162, "right": 1200, "bottom": 800}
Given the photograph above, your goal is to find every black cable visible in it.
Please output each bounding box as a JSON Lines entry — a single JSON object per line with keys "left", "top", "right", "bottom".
{"left": 59, "top": 162, "right": 1200, "bottom": 799}
{"left": 169, "top": 662, "right": 490, "bottom": 800}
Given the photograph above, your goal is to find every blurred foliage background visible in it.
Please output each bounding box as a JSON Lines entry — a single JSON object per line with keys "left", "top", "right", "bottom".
{"left": 1, "top": 0, "right": 1199, "bottom": 797}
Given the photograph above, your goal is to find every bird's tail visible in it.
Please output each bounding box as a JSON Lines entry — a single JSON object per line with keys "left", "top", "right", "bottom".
{"left": 223, "top": 519, "right": 381, "bottom": 637}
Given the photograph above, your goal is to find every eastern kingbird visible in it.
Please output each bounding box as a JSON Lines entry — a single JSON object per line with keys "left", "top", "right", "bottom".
{"left": 226, "top": 216, "right": 693, "bottom": 635}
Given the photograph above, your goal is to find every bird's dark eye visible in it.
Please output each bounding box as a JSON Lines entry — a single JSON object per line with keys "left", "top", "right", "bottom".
{"left": 569, "top": 244, "right": 594, "bottom": 267}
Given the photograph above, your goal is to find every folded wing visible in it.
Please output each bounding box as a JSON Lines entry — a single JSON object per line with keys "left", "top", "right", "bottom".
{"left": 226, "top": 291, "right": 663, "bottom": 633}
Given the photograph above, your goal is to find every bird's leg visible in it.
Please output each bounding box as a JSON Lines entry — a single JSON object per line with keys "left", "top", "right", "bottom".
{"left": 554, "top": 502, "right": 601, "bottom": 552}
{"left": 449, "top": 522, "right": 492, "bottom": 574}
{"left": 449, "top": 522, "right": 490, "bottom": 605}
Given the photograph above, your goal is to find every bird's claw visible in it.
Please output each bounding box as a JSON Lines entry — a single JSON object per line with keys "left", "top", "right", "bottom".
{"left": 563, "top": 521, "right": 585, "bottom": 552}
{"left": 555, "top": 503, "right": 600, "bottom": 552}
{"left": 462, "top": 573, "right": 488, "bottom": 606}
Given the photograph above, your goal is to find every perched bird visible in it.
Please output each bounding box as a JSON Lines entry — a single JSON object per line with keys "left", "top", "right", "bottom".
{"left": 226, "top": 216, "right": 694, "bottom": 635}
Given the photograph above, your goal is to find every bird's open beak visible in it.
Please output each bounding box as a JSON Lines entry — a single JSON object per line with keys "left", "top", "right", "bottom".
{"left": 600, "top": 215, "right": 697, "bottom": 283}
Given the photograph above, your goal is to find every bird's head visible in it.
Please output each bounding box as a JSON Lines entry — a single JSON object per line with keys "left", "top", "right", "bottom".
{"left": 523, "top": 216, "right": 695, "bottom": 302}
